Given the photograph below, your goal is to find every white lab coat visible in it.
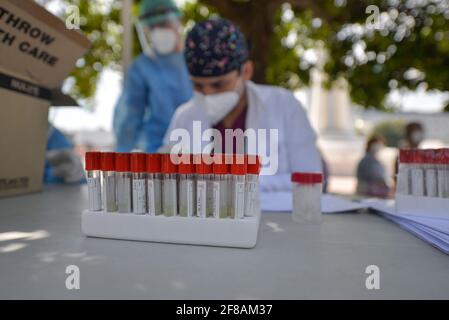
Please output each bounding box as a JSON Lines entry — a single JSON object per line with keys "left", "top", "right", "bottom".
{"left": 162, "top": 81, "right": 322, "bottom": 191}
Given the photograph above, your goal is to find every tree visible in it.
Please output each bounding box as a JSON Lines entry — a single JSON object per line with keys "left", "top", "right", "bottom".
{"left": 57, "top": 0, "right": 449, "bottom": 111}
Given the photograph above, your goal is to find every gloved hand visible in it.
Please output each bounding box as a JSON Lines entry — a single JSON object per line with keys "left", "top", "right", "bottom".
{"left": 46, "top": 149, "right": 86, "bottom": 184}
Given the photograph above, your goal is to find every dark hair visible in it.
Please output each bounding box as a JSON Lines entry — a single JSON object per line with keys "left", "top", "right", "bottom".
{"left": 366, "top": 135, "right": 385, "bottom": 153}
{"left": 405, "top": 122, "right": 423, "bottom": 139}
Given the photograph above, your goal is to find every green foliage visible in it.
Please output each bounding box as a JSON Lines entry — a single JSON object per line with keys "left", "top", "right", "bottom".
{"left": 371, "top": 119, "right": 406, "bottom": 147}
{"left": 54, "top": 0, "right": 448, "bottom": 112}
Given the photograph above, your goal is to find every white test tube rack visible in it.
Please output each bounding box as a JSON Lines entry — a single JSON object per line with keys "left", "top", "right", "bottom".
{"left": 81, "top": 210, "right": 261, "bottom": 249}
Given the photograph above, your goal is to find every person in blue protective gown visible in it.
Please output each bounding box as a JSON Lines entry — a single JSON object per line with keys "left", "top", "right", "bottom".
{"left": 44, "top": 125, "right": 85, "bottom": 184}
{"left": 113, "top": 0, "right": 192, "bottom": 153}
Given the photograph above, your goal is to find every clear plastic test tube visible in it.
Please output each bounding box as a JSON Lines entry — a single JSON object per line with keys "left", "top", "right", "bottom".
{"left": 101, "top": 152, "right": 117, "bottom": 212}
{"left": 131, "top": 153, "right": 147, "bottom": 214}
{"left": 230, "top": 154, "right": 247, "bottom": 220}
{"left": 212, "top": 154, "right": 229, "bottom": 219}
{"left": 396, "top": 149, "right": 412, "bottom": 196}
{"left": 422, "top": 149, "right": 437, "bottom": 197}
{"left": 85, "top": 151, "right": 102, "bottom": 211}
{"left": 178, "top": 154, "right": 195, "bottom": 218}
{"left": 115, "top": 153, "right": 132, "bottom": 213}
{"left": 161, "top": 154, "right": 178, "bottom": 217}
{"left": 146, "top": 153, "right": 162, "bottom": 216}
{"left": 436, "top": 149, "right": 449, "bottom": 198}
{"left": 195, "top": 155, "right": 209, "bottom": 219}
{"left": 410, "top": 149, "right": 425, "bottom": 197}
{"left": 244, "top": 154, "right": 261, "bottom": 217}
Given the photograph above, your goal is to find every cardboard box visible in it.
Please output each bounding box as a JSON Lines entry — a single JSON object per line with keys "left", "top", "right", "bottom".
{"left": 0, "top": 0, "right": 90, "bottom": 197}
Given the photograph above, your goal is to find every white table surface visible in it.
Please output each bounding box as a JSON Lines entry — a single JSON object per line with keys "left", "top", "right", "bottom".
{"left": 0, "top": 185, "right": 448, "bottom": 299}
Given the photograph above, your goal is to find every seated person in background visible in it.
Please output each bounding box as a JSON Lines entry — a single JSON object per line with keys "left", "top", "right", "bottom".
{"left": 356, "top": 135, "right": 390, "bottom": 198}
{"left": 161, "top": 18, "right": 322, "bottom": 191}
{"left": 44, "top": 125, "right": 85, "bottom": 184}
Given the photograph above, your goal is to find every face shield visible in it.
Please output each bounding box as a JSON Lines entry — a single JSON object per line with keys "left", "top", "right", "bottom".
{"left": 135, "top": 16, "right": 182, "bottom": 57}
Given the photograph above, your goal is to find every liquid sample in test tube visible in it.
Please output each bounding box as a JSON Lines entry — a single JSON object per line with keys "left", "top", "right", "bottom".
{"left": 436, "top": 149, "right": 449, "bottom": 198}
{"left": 410, "top": 150, "right": 425, "bottom": 197}
{"left": 178, "top": 154, "right": 195, "bottom": 218}
{"left": 85, "top": 151, "right": 102, "bottom": 211}
{"left": 161, "top": 154, "right": 178, "bottom": 217}
{"left": 422, "top": 149, "right": 437, "bottom": 197}
{"left": 230, "top": 154, "right": 247, "bottom": 220}
{"left": 212, "top": 154, "right": 229, "bottom": 219}
{"left": 397, "top": 149, "right": 412, "bottom": 196}
{"left": 244, "top": 154, "right": 261, "bottom": 217}
{"left": 101, "top": 152, "right": 117, "bottom": 212}
{"left": 115, "top": 153, "right": 132, "bottom": 213}
{"left": 146, "top": 153, "right": 162, "bottom": 216}
{"left": 195, "top": 154, "right": 210, "bottom": 219}
{"left": 131, "top": 153, "right": 147, "bottom": 214}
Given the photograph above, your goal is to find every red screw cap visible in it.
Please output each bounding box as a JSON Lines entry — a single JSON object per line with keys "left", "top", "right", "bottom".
{"left": 85, "top": 151, "right": 101, "bottom": 171}
{"left": 246, "top": 154, "right": 261, "bottom": 175}
{"left": 230, "top": 154, "right": 247, "bottom": 175}
{"left": 101, "top": 152, "right": 116, "bottom": 171}
{"left": 179, "top": 154, "right": 195, "bottom": 174}
{"left": 115, "top": 153, "right": 131, "bottom": 172}
{"left": 131, "top": 153, "right": 147, "bottom": 173}
{"left": 161, "top": 154, "right": 178, "bottom": 174}
{"left": 195, "top": 154, "right": 213, "bottom": 174}
{"left": 291, "top": 172, "right": 323, "bottom": 184}
{"left": 435, "top": 148, "right": 449, "bottom": 165}
{"left": 213, "top": 154, "right": 228, "bottom": 174}
{"left": 146, "top": 153, "right": 161, "bottom": 173}
{"left": 399, "top": 149, "right": 412, "bottom": 164}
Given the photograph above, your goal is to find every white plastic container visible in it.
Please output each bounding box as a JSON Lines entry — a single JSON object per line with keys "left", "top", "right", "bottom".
{"left": 291, "top": 172, "right": 323, "bottom": 224}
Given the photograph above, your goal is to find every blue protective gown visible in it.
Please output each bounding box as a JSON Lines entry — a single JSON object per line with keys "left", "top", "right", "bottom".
{"left": 44, "top": 126, "right": 73, "bottom": 184}
{"left": 113, "top": 52, "right": 192, "bottom": 152}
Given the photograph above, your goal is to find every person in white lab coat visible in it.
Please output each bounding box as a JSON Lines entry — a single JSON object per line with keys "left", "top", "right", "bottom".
{"left": 162, "top": 18, "right": 322, "bottom": 191}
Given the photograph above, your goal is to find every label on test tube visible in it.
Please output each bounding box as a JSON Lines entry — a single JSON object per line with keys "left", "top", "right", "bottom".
{"left": 87, "top": 176, "right": 102, "bottom": 211}
{"left": 426, "top": 169, "right": 437, "bottom": 197}
{"left": 133, "top": 179, "right": 147, "bottom": 214}
{"left": 147, "top": 179, "right": 155, "bottom": 215}
{"left": 212, "top": 181, "right": 220, "bottom": 218}
{"left": 197, "top": 180, "right": 206, "bottom": 218}
{"left": 234, "top": 181, "right": 245, "bottom": 219}
{"left": 411, "top": 169, "right": 424, "bottom": 196}
{"left": 244, "top": 181, "right": 257, "bottom": 217}
{"left": 187, "top": 180, "right": 194, "bottom": 217}
{"left": 103, "top": 174, "right": 117, "bottom": 212}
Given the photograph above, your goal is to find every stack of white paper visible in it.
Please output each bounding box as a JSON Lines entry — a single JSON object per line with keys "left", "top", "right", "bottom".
{"left": 260, "top": 192, "right": 366, "bottom": 213}
{"left": 363, "top": 199, "right": 449, "bottom": 254}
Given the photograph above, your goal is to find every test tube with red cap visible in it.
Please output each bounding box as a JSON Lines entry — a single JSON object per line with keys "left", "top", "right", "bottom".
{"left": 195, "top": 154, "right": 210, "bottom": 218}
{"left": 436, "top": 148, "right": 449, "bottom": 198}
{"left": 212, "top": 154, "right": 229, "bottom": 219}
{"left": 244, "top": 154, "right": 261, "bottom": 217}
{"left": 146, "top": 153, "right": 162, "bottom": 216}
{"left": 410, "top": 149, "right": 425, "bottom": 196}
{"left": 291, "top": 172, "right": 323, "bottom": 223}
{"left": 101, "top": 152, "right": 117, "bottom": 212}
{"left": 85, "top": 151, "right": 102, "bottom": 211}
{"left": 397, "top": 149, "right": 412, "bottom": 195}
{"left": 179, "top": 154, "right": 195, "bottom": 217}
{"left": 230, "top": 154, "right": 247, "bottom": 219}
{"left": 161, "top": 154, "right": 178, "bottom": 217}
{"left": 422, "top": 149, "right": 437, "bottom": 197}
{"left": 116, "top": 153, "right": 132, "bottom": 213}
{"left": 131, "top": 153, "right": 147, "bottom": 214}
